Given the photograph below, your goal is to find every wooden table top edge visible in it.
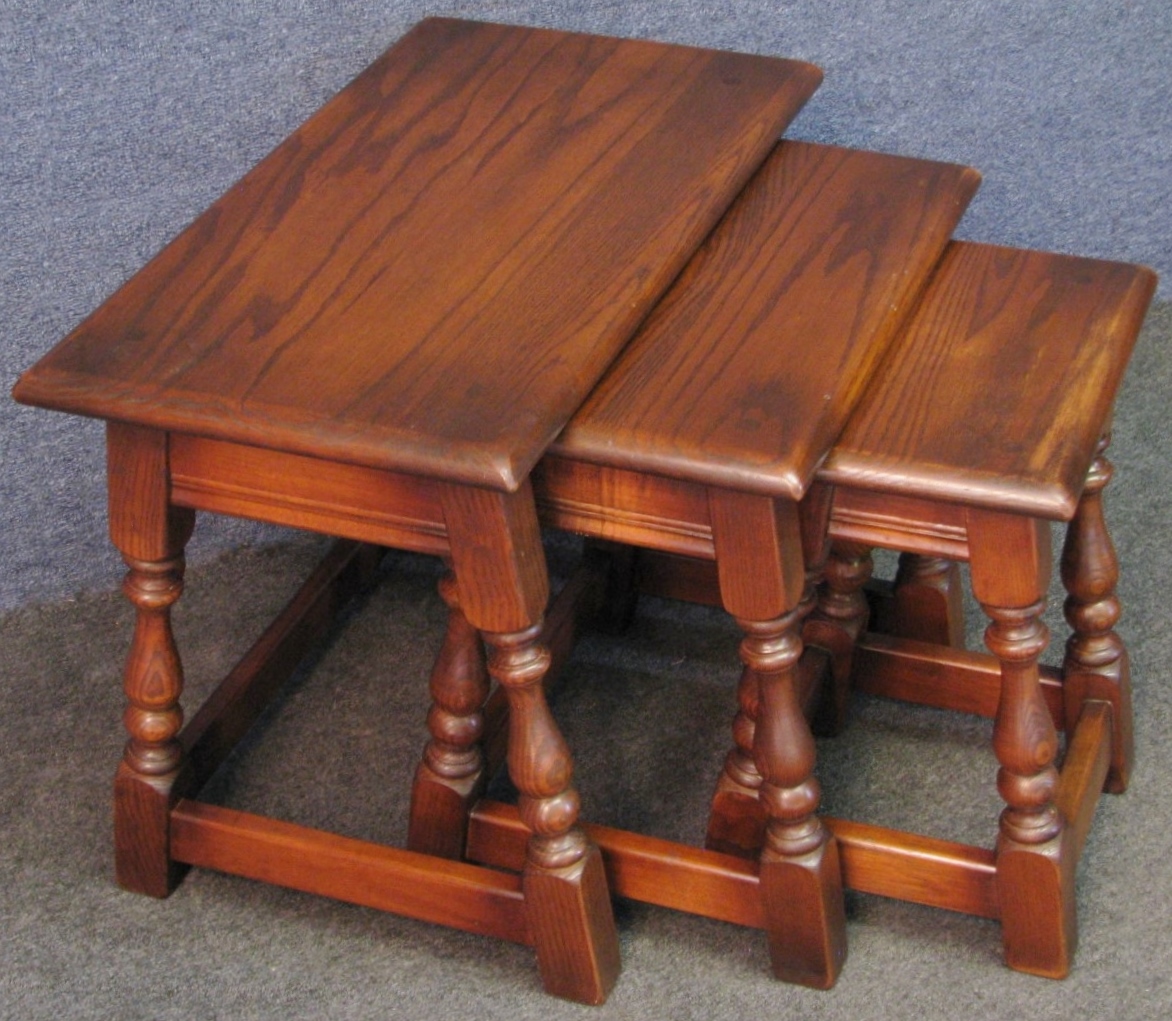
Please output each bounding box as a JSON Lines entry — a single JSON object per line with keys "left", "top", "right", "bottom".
{"left": 10, "top": 369, "right": 542, "bottom": 493}
{"left": 549, "top": 143, "right": 981, "bottom": 500}
{"left": 11, "top": 18, "right": 823, "bottom": 494}
{"left": 817, "top": 455, "right": 1081, "bottom": 521}
{"left": 822, "top": 241, "right": 1158, "bottom": 518}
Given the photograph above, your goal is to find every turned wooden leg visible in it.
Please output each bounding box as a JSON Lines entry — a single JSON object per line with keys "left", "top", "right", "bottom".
{"left": 804, "top": 540, "right": 873, "bottom": 734}
{"left": 706, "top": 486, "right": 834, "bottom": 852}
{"left": 745, "top": 610, "right": 846, "bottom": 988}
{"left": 485, "top": 625, "right": 619, "bottom": 1003}
{"left": 441, "top": 481, "right": 619, "bottom": 1004}
{"left": 969, "top": 509, "right": 1076, "bottom": 978}
{"left": 705, "top": 657, "right": 766, "bottom": 855}
{"left": 107, "top": 422, "right": 196, "bottom": 897}
{"left": 1061, "top": 437, "right": 1133, "bottom": 793}
{"left": 886, "top": 553, "right": 966, "bottom": 648}
{"left": 408, "top": 568, "right": 490, "bottom": 859}
{"left": 708, "top": 490, "right": 846, "bottom": 989}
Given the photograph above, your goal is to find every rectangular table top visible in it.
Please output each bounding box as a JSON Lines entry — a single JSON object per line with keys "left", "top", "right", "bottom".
{"left": 552, "top": 141, "right": 980, "bottom": 500}
{"left": 820, "top": 240, "right": 1157, "bottom": 519}
{"left": 13, "top": 18, "right": 821, "bottom": 492}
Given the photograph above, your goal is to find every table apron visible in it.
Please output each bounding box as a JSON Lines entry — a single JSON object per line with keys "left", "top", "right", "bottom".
{"left": 168, "top": 433, "right": 450, "bottom": 556}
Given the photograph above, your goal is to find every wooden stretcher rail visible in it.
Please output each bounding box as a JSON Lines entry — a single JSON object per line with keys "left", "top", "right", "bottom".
{"left": 169, "top": 701, "right": 1109, "bottom": 948}
{"left": 829, "top": 818, "right": 998, "bottom": 918}
{"left": 1055, "top": 701, "right": 1112, "bottom": 861}
{"left": 466, "top": 800, "right": 1001, "bottom": 923}
{"left": 467, "top": 800, "right": 765, "bottom": 928}
{"left": 179, "top": 539, "right": 384, "bottom": 792}
{"left": 171, "top": 799, "right": 533, "bottom": 946}
{"left": 852, "top": 632, "right": 1067, "bottom": 729}
{"left": 161, "top": 532, "right": 1111, "bottom": 966}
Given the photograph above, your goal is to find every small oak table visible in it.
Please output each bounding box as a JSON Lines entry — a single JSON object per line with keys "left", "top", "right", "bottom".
{"left": 603, "top": 240, "right": 1156, "bottom": 980}
{"left": 12, "top": 18, "right": 820, "bottom": 1003}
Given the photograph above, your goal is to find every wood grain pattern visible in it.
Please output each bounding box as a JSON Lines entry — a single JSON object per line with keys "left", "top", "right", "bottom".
{"left": 534, "top": 458, "right": 714, "bottom": 559}
{"left": 171, "top": 800, "right": 532, "bottom": 945}
{"left": 851, "top": 632, "right": 1067, "bottom": 727}
{"left": 828, "top": 487, "right": 969, "bottom": 559}
{"left": 107, "top": 423, "right": 196, "bottom": 897}
{"left": 821, "top": 241, "right": 1158, "bottom": 519}
{"left": 468, "top": 800, "right": 767, "bottom": 929}
{"left": 552, "top": 141, "right": 979, "bottom": 498}
{"left": 408, "top": 571, "right": 491, "bottom": 860}
{"left": 996, "top": 832, "right": 1077, "bottom": 978}
{"left": 439, "top": 481, "right": 549, "bottom": 634}
{"left": 169, "top": 433, "right": 448, "bottom": 554}
{"left": 709, "top": 491, "right": 805, "bottom": 619}
{"left": 886, "top": 554, "right": 966, "bottom": 648}
{"left": 107, "top": 423, "right": 194, "bottom": 562}
{"left": 828, "top": 818, "right": 999, "bottom": 919}
{"left": 467, "top": 800, "right": 1002, "bottom": 923}
{"left": 523, "top": 845, "right": 621, "bottom": 1004}
{"left": 1055, "top": 701, "right": 1112, "bottom": 864}
{"left": 13, "top": 18, "right": 820, "bottom": 492}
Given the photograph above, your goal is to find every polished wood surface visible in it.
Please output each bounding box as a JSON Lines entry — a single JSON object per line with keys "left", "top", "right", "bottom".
{"left": 821, "top": 241, "right": 1157, "bottom": 518}
{"left": 535, "top": 140, "right": 979, "bottom": 990}
{"left": 148, "top": 534, "right": 1102, "bottom": 938}
{"left": 11, "top": 19, "right": 831, "bottom": 1003}
{"left": 107, "top": 422, "right": 196, "bottom": 898}
{"left": 1060, "top": 439, "right": 1133, "bottom": 791}
{"left": 169, "top": 433, "right": 450, "bottom": 555}
{"left": 15, "top": 10, "right": 1153, "bottom": 990}
{"left": 552, "top": 141, "right": 979, "bottom": 498}
{"left": 966, "top": 510, "right": 1075, "bottom": 976}
{"left": 407, "top": 570, "right": 492, "bottom": 861}
{"left": 13, "top": 18, "right": 820, "bottom": 492}
{"left": 171, "top": 800, "right": 533, "bottom": 945}
{"left": 546, "top": 236, "right": 1153, "bottom": 983}
{"left": 537, "top": 140, "right": 983, "bottom": 551}
{"left": 466, "top": 800, "right": 1002, "bottom": 923}
{"left": 884, "top": 553, "right": 966, "bottom": 648}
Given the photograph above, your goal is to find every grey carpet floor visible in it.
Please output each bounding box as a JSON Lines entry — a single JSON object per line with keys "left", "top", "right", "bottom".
{"left": 1, "top": 307, "right": 1169, "bottom": 1019}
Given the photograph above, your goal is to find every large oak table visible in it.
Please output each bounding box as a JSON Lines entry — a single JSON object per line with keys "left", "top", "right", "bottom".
{"left": 12, "top": 18, "right": 821, "bottom": 1004}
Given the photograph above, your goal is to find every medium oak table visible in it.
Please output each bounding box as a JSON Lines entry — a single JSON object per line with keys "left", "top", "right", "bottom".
{"left": 394, "top": 138, "right": 978, "bottom": 988}
{"left": 12, "top": 18, "right": 821, "bottom": 1004}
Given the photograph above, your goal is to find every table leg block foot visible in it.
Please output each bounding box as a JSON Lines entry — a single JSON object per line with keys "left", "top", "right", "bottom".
{"left": 1064, "top": 663, "right": 1133, "bottom": 794}
{"left": 997, "top": 835, "right": 1077, "bottom": 979}
{"left": 114, "top": 764, "right": 187, "bottom": 897}
{"left": 407, "top": 765, "right": 484, "bottom": 860}
{"left": 760, "top": 839, "right": 847, "bottom": 989}
{"left": 524, "top": 844, "right": 621, "bottom": 1004}
{"left": 705, "top": 787, "right": 765, "bottom": 858}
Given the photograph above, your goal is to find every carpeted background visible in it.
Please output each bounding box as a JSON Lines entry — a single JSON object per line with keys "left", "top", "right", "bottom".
{"left": 2, "top": 3, "right": 1170, "bottom": 1019}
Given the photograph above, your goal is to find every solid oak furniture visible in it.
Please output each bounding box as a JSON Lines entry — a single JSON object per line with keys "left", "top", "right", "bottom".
{"left": 11, "top": 18, "right": 822, "bottom": 1004}
{"left": 815, "top": 240, "right": 1156, "bottom": 977}
{"left": 451, "top": 139, "right": 980, "bottom": 989}
{"left": 631, "top": 240, "right": 1156, "bottom": 979}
